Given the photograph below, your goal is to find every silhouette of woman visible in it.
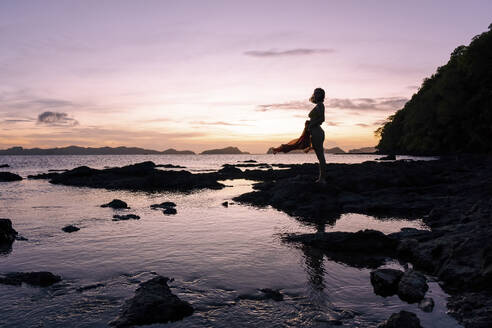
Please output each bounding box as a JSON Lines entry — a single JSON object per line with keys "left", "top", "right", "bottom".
{"left": 271, "top": 88, "right": 326, "bottom": 183}
{"left": 308, "top": 88, "right": 326, "bottom": 183}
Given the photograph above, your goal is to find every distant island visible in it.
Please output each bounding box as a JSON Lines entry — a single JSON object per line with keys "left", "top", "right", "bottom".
{"left": 348, "top": 147, "right": 377, "bottom": 154}
{"left": 377, "top": 24, "right": 492, "bottom": 155}
{"left": 200, "top": 146, "right": 250, "bottom": 155}
{"left": 0, "top": 146, "right": 196, "bottom": 155}
{"left": 325, "top": 147, "right": 346, "bottom": 154}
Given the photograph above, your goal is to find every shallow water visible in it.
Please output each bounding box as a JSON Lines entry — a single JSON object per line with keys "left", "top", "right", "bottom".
{"left": 0, "top": 155, "right": 459, "bottom": 327}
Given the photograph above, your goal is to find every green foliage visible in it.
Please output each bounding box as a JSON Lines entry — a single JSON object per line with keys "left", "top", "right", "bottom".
{"left": 376, "top": 25, "right": 492, "bottom": 154}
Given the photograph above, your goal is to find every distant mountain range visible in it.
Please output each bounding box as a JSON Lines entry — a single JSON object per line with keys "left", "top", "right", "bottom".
{"left": 0, "top": 146, "right": 195, "bottom": 155}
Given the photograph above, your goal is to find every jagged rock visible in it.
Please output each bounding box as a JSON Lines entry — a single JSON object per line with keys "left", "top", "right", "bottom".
{"left": 109, "top": 276, "right": 193, "bottom": 327}
{"left": 150, "top": 202, "right": 176, "bottom": 209}
{"left": 62, "top": 225, "right": 80, "bottom": 233}
{"left": 397, "top": 270, "right": 428, "bottom": 303}
{"left": 378, "top": 311, "right": 422, "bottom": 328}
{"left": 0, "top": 272, "right": 61, "bottom": 286}
{"left": 419, "top": 297, "right": 435, "bottom": 312}
{"left": 101, "top": 199, "right": 129, "bottom": 209}
{"left": 0, "top": 172, "right": 22, "bottom": 182}
{"left": 113, "top": 214, "right": 140, "bottom": 221}
{"left": 163, "top": 208, "right": 177, "bottom": 215}
{"left": 0, "top": 218, "right": 18, "bottom": 245}
{"left": 370, "top": 268, "right": 404, "bottom": 296}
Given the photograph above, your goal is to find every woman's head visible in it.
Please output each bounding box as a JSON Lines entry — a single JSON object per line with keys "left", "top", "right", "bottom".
{"left": 309, "top": 88, "right": 325, "bottom": 104}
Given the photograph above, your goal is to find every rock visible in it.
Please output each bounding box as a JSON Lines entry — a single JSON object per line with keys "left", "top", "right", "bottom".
{"left": 377, "top": 154, "right": 396, "bottom": 161}
{"left": 0, "top": 218, "right": 18, "bottom": 245}
{"left": 217, "top": 165, "right": 242, "bottom": 175}
{"left": 0, "top": 164, "right": 10, "bottom": 168}
{"left": 77, "top": 283, "right": 105, "bottom": 292}
{"left": 397, "top": 270, "right": 429, "bottom": 303}
{"left": 418, "top": 297, "right": 435, "bottom": 312}
{"left": 259, "top": 288, "right": 284, "bottom": 301}
{"left": 109, "top": 276, "right": 193, "bottom": 327}
{"left": 0, "top": 172, "right": 22, "bottom": 182}
{"left": 222, "top": 201, "right": 229, "bottom": 207}
{"left": 163, "top": 208, "right": 177, "bottom": 215}
{"left": 0, "top": 272, "right": 61, "bottom": 287}
{"left": 155, "top": 164, "right": 186, "bottom": 168}
{"left": 370, "top": 268, "right": 404, "bottom": 296}
{"left": 101, "top": 199, "right": 129, "bottom": 209}
{"left": 113, "top": 214, "right": 140, "bottom": 221}
{"left": 28, "top": 172, "right": 60, "bottom": 179}
{"left": 62, "top": 225, "right": 80, "bottom": 233}
{"left": 50, "top": 161, "right": 225, "bottom": 192}
{"left": 150, "top": 202, "right": 176, "bottom": 209}
{"left": 241, "top": 160, "right": 257, "bottom": 163}
{"left": 378, "top": 311, "right": 422, "bottom": 328}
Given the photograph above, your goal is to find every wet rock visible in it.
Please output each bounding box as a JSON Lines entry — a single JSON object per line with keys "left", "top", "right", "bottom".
{"left": 150, "top": 202, "right": 176, "bottom": 209}
{"left": 397, "top": 270, "right": 428, "bottom": 303}
{"left": 217, "top": 164, "right": 242, "bottom": 175}
{"left": 378, "top": 310, "right": 422, "bottom": 328}
{"left": 0, "top": 218, "right": 18, "bottom": 245}
{"left": 50, "top": 161, "right": 224, "bottom": 192}
{"left": 28, "top": 172, "right": 60, "bottom": 179}
{"left": 62, "top": 225, "right": 80, "bottom": 233}
{"left": 163, "top": 208, "right": 177, "bottom": 215}
{"left": 0, "top": 164, "right": 10, "bottom": 168}
{"left": 222, "top": 201, "right": 229, "bottom": 207}
{"left": 418, "top": 297, "right": 435, "bottom": 312}
{"left": 101, "top": 199, "right": 129, "bottom": 209}
{"left": 113, "top": 214, "right": 140, "bottom": 221}
{"left": 259, "top": 288, "right": 284, "bottom": 301}
{"left": 241, "top": 160, "right": 257, "bottom": 163}
{"left": 109, "top": 275, "right": 193, "bottom": 327}
{"left": 0, "top": 272, "right": 61, "bottom": 287}
{"left": 0, "top": 172, "right": 22, "bottom": 182}
{"left": 370, "top": 268, "right": 404, "bottom": 296}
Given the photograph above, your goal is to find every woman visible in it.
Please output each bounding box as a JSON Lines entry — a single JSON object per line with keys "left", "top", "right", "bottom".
{"left": 307, "top": 88, "right": 326, "bottom": 183}
{"left": 272, "top": 88, "right": 326, "bottom": 183}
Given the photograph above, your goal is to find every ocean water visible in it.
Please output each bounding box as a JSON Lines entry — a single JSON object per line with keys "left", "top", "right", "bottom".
{"left": 0, "top": 154, "right": 460, "bottom": 328}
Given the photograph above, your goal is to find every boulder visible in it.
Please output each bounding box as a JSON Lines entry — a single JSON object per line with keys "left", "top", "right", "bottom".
{"left": 222, "top": 201, "right": 229, "bottom": 207}
{"left": 0, "top": 272, "right": 61, "bottom": 287}
{"left": 259, "top": 288, "right": 284, "bottom": 301}
{"left": 217, "top": 165, "right": 242, "bottom": 175}
{"left": 62, "top": 225, "right": 80, "bottom": 233}
{"left": 163, "top": 208, "right": 177, "bottom": 215}
{"left": 0, "top": 164, "right": 10, "bottom": 168}
{"left": 370, "top": 268, "right": 404, "bottom": 296}
{"left": 101, "top": 199, "right": 129, "bottom": 209}
{"left": 397, "top": 270, "right": 429, "bottom": 303}
{"left": 0, "top": 172, "right": 22, "bottom": 182}
{"left": 109, "top": 276, "right": 193, "bottom": 327}
{"left": 113, "top": 214, "right": 140, "bottom": 221}
{"left": 0, "top": 218, "right": 18, "bottom": 245}
{"left": 378, "top": 311, "right": 422, "bottom": 328}
{"left": 150, "top": 202, "right": 176, "bottom": 209}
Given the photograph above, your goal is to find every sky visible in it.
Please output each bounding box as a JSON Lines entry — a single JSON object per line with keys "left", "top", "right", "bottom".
{"left": 1, "top": 0, "right": 491, "bottom": 153}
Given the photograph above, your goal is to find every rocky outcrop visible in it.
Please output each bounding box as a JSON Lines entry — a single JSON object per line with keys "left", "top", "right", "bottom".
{"left": 28, "top": 172, "right": 60, "bottom": 179}
{"left": 0, "top": 272, "right": 61, "bottom": 286}
{"left": 101, "top": 199, "right": 129, "bottom": 209}
{"left": 150, "top": 202, "right": 176, "bottom": 209}
{"left": 109, "top": 276, "right": 193, "bottom": 327}
{"left": 0, "top": 172, "right": 22, "bottom": 182}
{"left": 49, "top": 161, "right": 224, "bottom": 192}
{"left": 378, "top": 311, "right": 422, "bottom": 328}
{"left": 397, "top": 270, "right": 429, "bottom": 303}
{"left": 0, "top": 218, "right": 18, "bottom": 245}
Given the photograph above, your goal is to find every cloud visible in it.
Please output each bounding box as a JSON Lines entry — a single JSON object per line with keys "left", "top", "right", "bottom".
{"left": 191, "top": 121, "right": 252, "bottom": 126}
{"left": 244, "top": 48, "right": 335, "bottom": 57}
{"left": 356, "top": 123, "right": 370, "bottom": 127}
{"left": 257, "top": 97, "right": 408, "bottom": 113}
{"left": 37, "top": 111, "right": 79, "bottom": 126}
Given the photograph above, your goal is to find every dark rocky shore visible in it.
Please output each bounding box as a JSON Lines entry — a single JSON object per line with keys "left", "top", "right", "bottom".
{"left": 23, "top": 156, "right": 492, "bottom": 326}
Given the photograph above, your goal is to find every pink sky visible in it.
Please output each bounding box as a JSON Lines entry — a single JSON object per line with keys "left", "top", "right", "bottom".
{"left": 1, "top": 0, "right": 491, "bottom": 153}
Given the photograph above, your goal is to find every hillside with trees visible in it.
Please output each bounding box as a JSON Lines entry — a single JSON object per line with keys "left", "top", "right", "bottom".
{"left": 376, "top": 24, "right": 492, "bottom": 155}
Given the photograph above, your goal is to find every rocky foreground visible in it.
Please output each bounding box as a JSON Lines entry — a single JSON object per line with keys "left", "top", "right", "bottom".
{"left": 15, "top": 156, "right": 492, "bottom": 326}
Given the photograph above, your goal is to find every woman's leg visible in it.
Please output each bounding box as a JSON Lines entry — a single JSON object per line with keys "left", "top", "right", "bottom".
{"left": 311, "top": 128, "right": 326, "bottom": 182}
